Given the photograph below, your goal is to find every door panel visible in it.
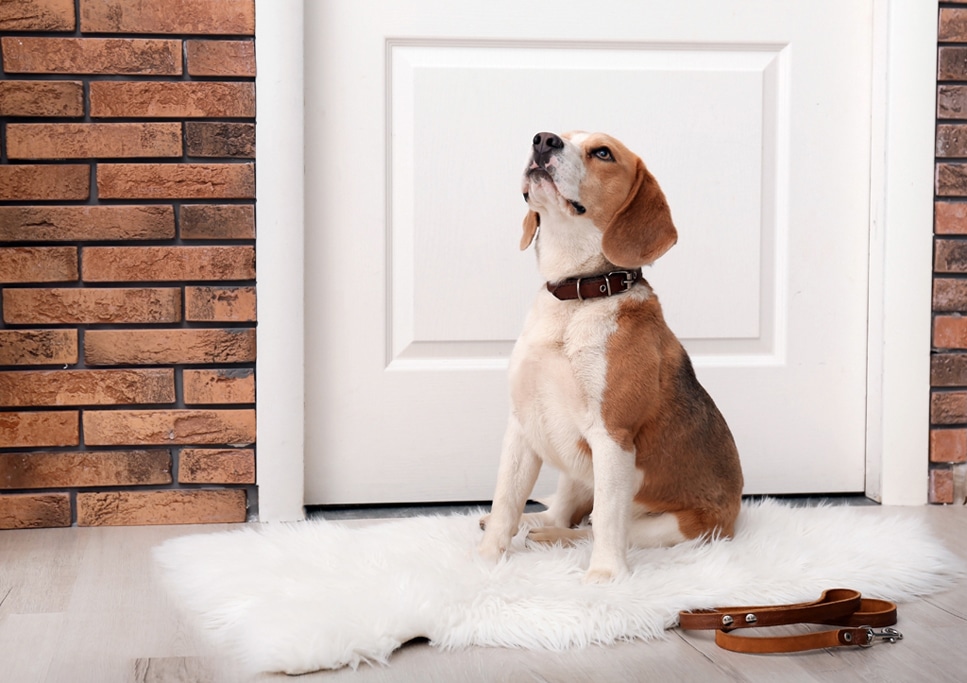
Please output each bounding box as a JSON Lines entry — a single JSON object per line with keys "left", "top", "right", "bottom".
{"left": 304, "top": 1, "right": 873, "bottom": 504}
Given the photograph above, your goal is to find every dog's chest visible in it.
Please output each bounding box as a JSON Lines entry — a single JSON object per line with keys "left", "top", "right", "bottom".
{"left": 508, "top": 292, "right": 621, "bottom": 468}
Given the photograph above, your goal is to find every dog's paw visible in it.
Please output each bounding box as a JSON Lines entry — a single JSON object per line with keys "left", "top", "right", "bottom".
{"left": 526, "top": 526, "right": 589, "bottom": 546}
{"left": 478, "top": 513, "right": 490, "bottom": 531}
{"left": 477, "top": 535, "right": 507, "bottom": 563}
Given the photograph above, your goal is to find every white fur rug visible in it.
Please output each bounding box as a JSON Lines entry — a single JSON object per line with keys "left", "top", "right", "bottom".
{"left": 154, "top": 499, "right": 961, "bottom": 675}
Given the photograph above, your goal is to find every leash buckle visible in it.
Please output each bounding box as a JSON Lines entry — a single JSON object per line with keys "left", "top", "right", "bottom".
{"left": 860, "top": 626, "right": 903, "bottom": 647}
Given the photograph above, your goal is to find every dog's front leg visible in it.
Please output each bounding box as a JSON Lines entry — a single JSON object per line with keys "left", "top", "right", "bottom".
{"left": 584, "top": 429, "right": 638, "bottom": 583}
{"left": 478, "top": 416, "right": 541, "bottom": 562}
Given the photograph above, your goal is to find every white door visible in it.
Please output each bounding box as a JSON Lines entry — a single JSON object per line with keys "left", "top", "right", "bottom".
{"left": 304, "top": 1, "right": 873, "bottom": 505}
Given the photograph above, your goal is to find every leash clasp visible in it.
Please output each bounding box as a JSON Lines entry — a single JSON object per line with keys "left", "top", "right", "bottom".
{"left": 860, "top": 626, "right": 903, "bottom": 647}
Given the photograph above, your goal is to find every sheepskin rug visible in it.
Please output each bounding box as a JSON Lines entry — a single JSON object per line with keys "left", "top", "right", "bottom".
{"left": 154, "top": 499, "right": 961, "bottom": 675}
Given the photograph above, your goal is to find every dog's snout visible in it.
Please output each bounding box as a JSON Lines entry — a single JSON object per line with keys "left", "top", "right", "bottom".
{"left": 531, "top": 132, "right": 564, "bottom": 170}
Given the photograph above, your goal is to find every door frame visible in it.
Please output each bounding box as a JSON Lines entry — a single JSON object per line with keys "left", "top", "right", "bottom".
{"left": 254, "top": 0, "right": 936, "bottom": 521}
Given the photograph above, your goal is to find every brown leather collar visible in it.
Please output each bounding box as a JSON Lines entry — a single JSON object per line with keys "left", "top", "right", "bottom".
{"left": 546, "top": 268, "right": 643, "bottom": 301}
{"left": 679, "top": 589, "right": 901, "bottom": 654}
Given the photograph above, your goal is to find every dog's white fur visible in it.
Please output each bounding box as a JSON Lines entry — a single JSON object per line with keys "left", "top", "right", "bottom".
{"left": 478, "top": 131, "right": 744, "bottom": 582}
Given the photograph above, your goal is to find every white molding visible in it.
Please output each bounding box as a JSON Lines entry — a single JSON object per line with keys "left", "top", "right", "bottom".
{"left": 254, "top": 0, "right": 306, "bottom": 521}
{"left": 865, "top": 0, "right": 937, "bottom": 504}
{"left": 254, "top": 1, "right": 936, "bottom": 516}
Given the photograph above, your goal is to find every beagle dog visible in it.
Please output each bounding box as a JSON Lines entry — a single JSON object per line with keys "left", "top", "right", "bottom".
{"left": 478, "top": 131, "right": 744, "bottom": 583}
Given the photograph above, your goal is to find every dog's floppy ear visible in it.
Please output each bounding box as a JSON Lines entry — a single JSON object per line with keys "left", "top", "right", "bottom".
{"left": 601, "top": 160, "right": 677, "bottom": 267}
{"left": 521, "top": 210, "right": 540, "bottom": 250}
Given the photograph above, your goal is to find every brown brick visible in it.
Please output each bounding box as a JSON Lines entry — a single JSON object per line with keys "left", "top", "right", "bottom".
{"left": 937, "top": 164, "right": 967, "bottom": 198}
{"left": 934, "top": 279, "right": 967, "bottom": 313}
{"left": 81, "top": 0, "right": 255, "bottom": 35}
{"left": 0, "top": 206, "right": 175, "bottom": 242}
{"left": 0, "top": 330, "right": 77, "bottom": 366}
{"left": 0, "top": 369, "right": 174, "bottom": 407}
{"left": 0, "top": 411, "right": 78, "bottom": 448}
{"left": 938, "top": 125, "right": 967, "bottom": 158}
{"left": 184, "top": 369, "right": 254, "bottom": 405}
{"left": 179, "top": 448, "right": 254, "bottom": 484}
{"left": 0, "top": 450, "right": 171, "bottom": 489}
{"left": 83, "top": 409, "right": 255, "bottom": 446}
{"left": 0, "top": 493, "right": 70, "bottom": 529}
{"left": 931, "top": 428, "right": 967, "bottom": 463}
{"left": 940, "top": 47, "right": 967, "bottom": 81}
{"left": 90, "top": 82, "right": 254, "bottom": 118}
{"left": 935, "top": 316, "right": 967, "bottom": 350}
{"left": 933, "top": 353, "right": 967, "bottom": 386}
{"left": 929, "top": 468, "right": 955, "bottom": 505}
{"left": 84, "top": 328, "right": 256, "bottom": 365}
{"left": 936, "top": 202, "right": 967, "bottom": 235}
{"left": 97, "top": 163, "right": 255, "bottom": 200}
{"left": 932, "top": 391, "right": 967, "bottom": 425}
{"left": 1, "top": 37, "right": 181, "bottom": 75}
{"left": 940, "top": 8, "right": 967, "bottom": 42}
{"left": 180, "top": 204, "right": 255, "bottom": 240}
{"left": 82, "top": 246, "right": 254, "bottom": 282}
{"left": 185, "top": 286, "right": 256, "bottom": 322}
{"left": 185, "top": 122, "right": 254, "bottom": 158}
{"left": 3, "top": 287, "right": 181, "bottom": 324}
{"left": 0, "top": 0, "right": 74, "bottom": 30}
{"left": 77, "top": 489, "right": 246, "bottom": 526}
{"left": 0, "top": 247, "right": 77, "bottom": 284}
{"left": 0, "top": 80, "right": 83, "bottom": 117}
{"left": 186, "top": 39, "right": 255, "bottom": 76}
{"left": 7, "top": 123, "right": 182, "bottom": 160}
{"left": 940, "top": 85, "right": 967, "bottom": 120}
{"left": 935, "top": 239, "right": 967, "bottom": 273}
{"left": 0, "top": 165, "right": 89, "bottom": 201}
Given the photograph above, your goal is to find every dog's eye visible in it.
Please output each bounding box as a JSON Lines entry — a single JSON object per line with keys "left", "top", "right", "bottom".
{"left": 592, "top": 147, "right": 614, "bottom": 162}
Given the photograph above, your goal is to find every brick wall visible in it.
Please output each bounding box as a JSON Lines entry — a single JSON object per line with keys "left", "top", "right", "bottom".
{"left": 0, "top": 0, "right": 256, "bottom": 528}
{"left": 933, "top": 5, "right": 967, "bottom": 504}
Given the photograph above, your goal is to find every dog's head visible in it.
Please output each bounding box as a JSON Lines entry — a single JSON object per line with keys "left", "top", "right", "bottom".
{"left": 520, "top": 131, "right": 677, "bottom": 269}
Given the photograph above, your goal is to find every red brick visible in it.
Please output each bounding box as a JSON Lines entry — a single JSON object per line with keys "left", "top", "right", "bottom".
{"left": 179, "top": 448, "right": 255, "bottom": 484}
{"left": 932, "top": 391, "right": 967, "bottom": 425}
{"left": 0, "top": 493, "right": 71, "bottom": 529}
{"left": 84, "top": 329, "right": 256, "bottom": 365}
{"left": 0, "top": 369, "right": 174, "bottom": 407}
{"left": 0, "top": 330, "right": 77, "bottom": 366}
{"left": 7, "top": 123, "right": 182, "bottom": 160}
{"left": 3, "top": 288, "right": 181, "bottom": 324}
{"left": 0, "top": 450, "right": 171, "bottom": 489}
{"left": 0, "top": 247, "right": 77, "bottom": 284}
{"left": 0, "top": 206, "right": 175, "bottom": 242}
{"left": 936, "top": 202, "right": 967, "bottom": 235}
{"left": 82, "top": 246, "right": 255, "bottom": 281}
{"left": 90, "top": 82, "right": 254, "bottom": 118}
{"left": 940, "top": 85, "right": 967, "bottom": 120}
{"left": 97, "top": 163, "right": 255, "bottom": 200}
{"left": 931, "top": 429, "right": 967, "bottom": 464}
{"left": 83, "top": 409, "right": 256, "bottom": 446}
{"left": 0, "top": 165, "right": 89, "bottom": 201}
{"left": 80, "top": 0, "right": 255, "bottom": 35}
{"left": 940, "top": 8, "right": 967, "bottom": 42}
{"left": 0, "top": 411, "right": 78, "bottom": 448}
{"left": 185, "top": 286, "right": 256, "bottom": 322}
{"left": 0, "top": 0, "right": 75, "bottom": 31}
{"left": 76, "top": 489, "right": 247, "bottom": 526}
{"left": 935, "top": 239, "right": 967, "bottom": 272}
{"left": 183, "top": 369, "right": 254, "bottom": 404}
{"left": 185, "top": 122, "right": 254, "bottom": 158}
{"left": 933, "top": 353, "right": 967, "bottom": 386}
{"left": 186, "top": 39, "right": 255, "bottom": 76}
{"left": 929, "top": 468, "right": 955, "bottom": 505}
{"left": 0, "top": 80, "right": 83, "bottom": 117}
{"left": 1, "top": 37, "right": 181, "bottom": 75}
{"left": 180, "top": 204, "right": 255, "bottom": 240}
{"left": 933, "top": 279, "right": 967, "bottom": 313}
{"left": 940, "top": 47, "right": 967, "bottom": 81}
{"left": 934, "top": 316, "right": 967, "bottom": 349}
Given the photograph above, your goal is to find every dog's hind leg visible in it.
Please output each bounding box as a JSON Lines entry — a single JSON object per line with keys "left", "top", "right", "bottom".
{"left": 626, "top": 511, "right": 688, "bottom": 548}
{"left": 523, "top": 474, "right": 593, "bottom": 544}
{"left": 478, "top": 417, "right": 542, "bottom": 561}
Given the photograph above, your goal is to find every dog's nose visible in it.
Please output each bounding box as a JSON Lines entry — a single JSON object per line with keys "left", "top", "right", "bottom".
{"left": 532, "top": 132, "right": 564, "bottom": 168}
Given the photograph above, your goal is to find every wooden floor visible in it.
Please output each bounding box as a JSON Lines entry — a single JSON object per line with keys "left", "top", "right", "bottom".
{"left": 2, "top": 504, "right": 966, "bottom": 683}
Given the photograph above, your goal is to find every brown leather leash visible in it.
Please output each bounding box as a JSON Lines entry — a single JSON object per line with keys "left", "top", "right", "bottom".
{"left": 678, "top": 589, "right": 902, "bottom": 654}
